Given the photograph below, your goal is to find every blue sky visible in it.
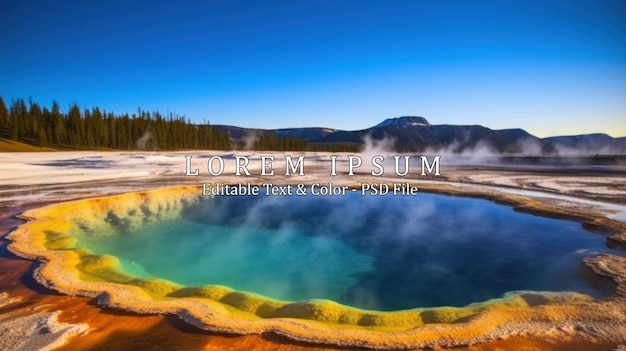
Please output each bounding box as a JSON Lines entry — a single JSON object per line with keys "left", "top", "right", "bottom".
{"left": 1, "top": 0, "right": 625, "bottom": 137}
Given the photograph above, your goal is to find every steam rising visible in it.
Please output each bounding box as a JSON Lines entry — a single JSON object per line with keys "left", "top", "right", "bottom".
{"left": 240, "top": 131, "right": 260, "bottom": 151}
{"left": 78, "top": 193, "right": 615, "bottom": 310}
{"left": 136, "top": 131, "right": 152, "bottom": 150}
{"left": 360, "top": 134, "right": 397, "bottom": 158}
{"left": 359, "top": 132, "right": 625, "bottom": 166}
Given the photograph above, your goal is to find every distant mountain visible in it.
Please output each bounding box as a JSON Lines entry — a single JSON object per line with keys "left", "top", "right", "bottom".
{"left": 275, "top": 127, "right": 339, "bottom": 140}
{"left": 215, "top": 125, "right": 339, "bottom": 141}
{"left": 311, "top": 117, "right": 544, "bottom": 153}
{"left": 214, "top": 116, "right": 625, "bottom": 155}
{"left": 374, "top": 116, "right": 430, "bottom": 127}
{"left": 543, "top": 134, "right": 626, "bottom": 154}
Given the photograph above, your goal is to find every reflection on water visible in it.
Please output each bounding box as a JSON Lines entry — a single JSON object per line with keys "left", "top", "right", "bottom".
{"left": 76, "top": 193, "right": 617, "bottom": 310}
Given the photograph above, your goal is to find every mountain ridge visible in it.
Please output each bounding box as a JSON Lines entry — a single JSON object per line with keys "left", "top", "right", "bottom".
{"left": 216, "top": 116, "right": 625, "bottom": 155}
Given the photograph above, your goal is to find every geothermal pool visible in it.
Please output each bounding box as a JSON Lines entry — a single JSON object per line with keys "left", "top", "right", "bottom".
{"left": 73, "top": 192, "right": 614, "bottom": 311}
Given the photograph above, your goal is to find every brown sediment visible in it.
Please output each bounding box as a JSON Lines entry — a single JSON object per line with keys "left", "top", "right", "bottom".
{"left": 0, "top": 300, "right": 88, "bottom": 351}
{"left": 5, "top": 184, "right": 626, "bottom": 349}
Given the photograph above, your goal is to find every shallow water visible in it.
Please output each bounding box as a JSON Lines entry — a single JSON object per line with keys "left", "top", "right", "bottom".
{"left": 76, "top": 193, "right": 617, "bottom": 311}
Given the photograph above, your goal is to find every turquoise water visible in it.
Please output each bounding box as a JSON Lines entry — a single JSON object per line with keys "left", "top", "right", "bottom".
{"left": 76, "top": 193, "right": 618, "bottom": 310}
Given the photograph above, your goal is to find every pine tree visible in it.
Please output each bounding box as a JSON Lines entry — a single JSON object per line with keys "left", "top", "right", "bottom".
{"left": 0, "top": 97, "right": 9, "bottom": 139}
{"left": 51, "top": 101, "right": 67, "bottom": 145}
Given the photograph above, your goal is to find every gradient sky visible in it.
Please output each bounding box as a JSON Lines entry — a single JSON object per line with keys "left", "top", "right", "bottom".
{"left": 2, "top": 0, "right": 625, "bottom": 137}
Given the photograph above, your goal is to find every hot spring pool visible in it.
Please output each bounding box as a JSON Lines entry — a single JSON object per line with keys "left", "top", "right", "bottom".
{"left": 73, "top": 192, "right": 614, "bottom": 311}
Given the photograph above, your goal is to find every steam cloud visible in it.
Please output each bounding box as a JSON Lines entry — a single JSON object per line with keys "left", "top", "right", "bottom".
{"left": 240, "top": 131, "right": 260, "bottom": 151}
{"left": 136, "top": 131, "right": 152, "bottom": 150}
{"left": 358, "top": 132, "right": 625, "bottom": 166}
{"left": 170, "top": 191, "right": 604, "bottom": 310}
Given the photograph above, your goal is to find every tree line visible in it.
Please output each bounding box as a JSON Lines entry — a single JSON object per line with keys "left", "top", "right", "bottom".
{"left": 0, "top": 96, "right": 231, "bottom": 150}
{"left": 0, "top": 96, "right": 357, "bottom": 152}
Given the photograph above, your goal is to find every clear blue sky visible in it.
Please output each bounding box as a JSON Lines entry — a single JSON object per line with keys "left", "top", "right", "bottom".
{"left": 1, "top": 0, "right": 625, "bottom": 137}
